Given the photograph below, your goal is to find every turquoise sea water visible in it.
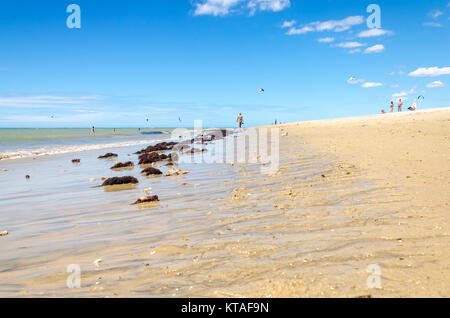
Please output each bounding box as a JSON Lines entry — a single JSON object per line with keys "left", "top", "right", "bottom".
{"left": 0, "top": 128, "right": 175, "bottom": 160}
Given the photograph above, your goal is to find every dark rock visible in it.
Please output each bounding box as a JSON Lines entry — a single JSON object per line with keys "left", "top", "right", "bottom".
{"left": 132, "top": 195, "right": 159, "bottom": 204}
{"left": 110, "top": 161, "right": 134, "bottom": 169}
{"left": 101, "top": 176, "right": 138, "bottom": 186}
{"left": 25, "top": 175, "right": 30, "bottom": 180}
{"left": 72, "top": 159, "right": 81, "bottom": 164}
{"left": 141, "top": 167, "right": 163, "bottom": 176}
{"left": 98, "top": 153, "right": 118, "bottom": 159}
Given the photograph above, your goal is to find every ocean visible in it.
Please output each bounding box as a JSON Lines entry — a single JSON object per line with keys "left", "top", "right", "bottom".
{"left": 0, "top": 128, "right": 176, "bottom": 160}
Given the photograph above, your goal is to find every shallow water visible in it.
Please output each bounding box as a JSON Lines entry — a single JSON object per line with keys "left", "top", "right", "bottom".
{"left": 1, "top": 131, "right": 439, "bottom": 297}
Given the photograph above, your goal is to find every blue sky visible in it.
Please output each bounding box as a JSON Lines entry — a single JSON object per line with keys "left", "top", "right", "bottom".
{"left": 0, "top": 0, "right": 449, "bottom": 128}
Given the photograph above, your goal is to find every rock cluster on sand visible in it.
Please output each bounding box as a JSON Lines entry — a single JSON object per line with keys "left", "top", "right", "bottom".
{"left": 72, "top": 159, "right": 81, "bottom": 164}
{"left": 101, "top": 176, "right": 139, "bottom": 186}
{"left": 132, "top": 195, "right": 159, "bottom": 204}
{"left": 98, "top": 153, "right": 118, "bottom": 159}
{"left": 140, "top": 167, "right": 163, "bottom": 176}
{"left": 110, "top": 161, "right": 134, "bottom": 169}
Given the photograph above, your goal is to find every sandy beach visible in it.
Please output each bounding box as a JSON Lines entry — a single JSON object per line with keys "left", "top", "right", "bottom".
{"left": 0, "top": 108, "right": 449, "bottom": 297}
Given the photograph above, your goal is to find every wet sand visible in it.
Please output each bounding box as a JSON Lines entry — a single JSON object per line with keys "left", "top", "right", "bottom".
{"left": 0, "top": 108, "right": 449, "bottom": 297}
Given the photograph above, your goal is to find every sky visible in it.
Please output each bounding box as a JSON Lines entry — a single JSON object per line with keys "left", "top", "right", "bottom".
{"left": 0, "top": 0, "right": 449, "bottom": 128}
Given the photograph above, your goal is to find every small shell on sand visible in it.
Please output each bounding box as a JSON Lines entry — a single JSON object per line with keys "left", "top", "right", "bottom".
{"left": 166, "top": 168, "right": 189, "bottom": 176}
{"left": 93, "top": 258, "right": 102, "bottom": 267}
{"left": 89, "top": 178, "right": 96, "bottom": 182}
{"left": 0, "top": 230, "right": 8, "bottom": 237}
{"left": 143, "top": 188, "right": 152, "bottom": 194}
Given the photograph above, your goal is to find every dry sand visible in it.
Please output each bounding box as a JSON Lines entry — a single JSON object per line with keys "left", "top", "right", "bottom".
{"left": 0, "top": 108, "right": 449, "bottom": 297}
{"left": 272, "top": 107, "right": 450, "bottom": 297}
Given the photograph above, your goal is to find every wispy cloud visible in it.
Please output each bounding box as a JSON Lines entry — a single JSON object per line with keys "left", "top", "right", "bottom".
{"left": 317, "top": 37, "right": 335, "bottom": 43}
{"left": 392, "top": 87, "right": 416, "bottom": 98}
{"left": 281, "top": 20, "right": 296, "bottom": 28}
{"left": 248, "top": 0, "right": 291, "bottom": 15}
{"left": 357, "top": 28, "right": 392, "bottom": 37}
{"left": 364, "top": 44, "right": 385, "bottom": 54}
{"left": 348, "top": 48, "right": 361, "bottom": 54}
{"left": 409, "top": 66, "right": 450, "bottom": 77}
{"left": 192, "top": 0, "right": 290, "bottom": 16}
{"left": 423, "top": 22, "right": 443, "bottom": 27}
{"left": 334, "top": 41, "right": 365, "bottom": 48}
{"left": 193, "top": 0, "right": 242, "bottom": 16}
{"left": 285, "top": 15, "right": 364, "bottom": 35}
{"left": 429, "top": 9, "right": 443, "bottom": 18}
{"left": 0, "top": 112, "right": 105, "bottom": 123}
{"left": 362, "top": 82, "right": 383, "bottom": 88}
{"left": 426, "top": 80, "right": 445, "bottom": 88}
{"left": 0, "top": 95, "right": 104, "bottom": 109}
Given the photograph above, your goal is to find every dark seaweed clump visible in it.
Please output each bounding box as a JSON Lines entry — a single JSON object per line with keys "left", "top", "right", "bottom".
{"left": 101, "top": 176, "right": 138, "bottom": 186}
{"left": 138, "top": 152, "right": 172, "bottom": 165}
{"left": 141, "top": 167, "right": 163, "bottom": 176}
{"left": 110, "top": 161, "right": 134, "bottom": 169}
{"left": 135, "top": 142, "right": 179, "bottom": 154}
{"left": 98, "top": 153, "right": 118, "bottom": 159}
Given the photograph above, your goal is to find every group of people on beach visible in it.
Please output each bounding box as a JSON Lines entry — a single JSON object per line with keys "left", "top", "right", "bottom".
{"left": 382, "top": 99, "right": 404, "bottom": 114}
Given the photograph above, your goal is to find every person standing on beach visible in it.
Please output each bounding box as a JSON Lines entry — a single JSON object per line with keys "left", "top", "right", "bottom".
{"left": 398, "top": 99, "right": 403, "bottom": 112}
{"left": 91, "top": 126, "right": 95, "bottom": 134}
{"left": 390, "top": 101, "right": 394, "bottom": 113}
{"left": 237, "top": 113, "right": 244, "bottom": 128}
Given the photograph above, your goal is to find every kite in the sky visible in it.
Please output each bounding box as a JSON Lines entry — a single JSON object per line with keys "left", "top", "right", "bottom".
{"left": 258, "top": 88, "right": 265, "bottom": 93}
{"left": 178, "top": 116, "right": 182, "bottom": 122}
{"left": 145, "top": 115, "right": 149, "bottom": 122}
{"left": 348, "top": 76, "right": 357, "bottom": 83}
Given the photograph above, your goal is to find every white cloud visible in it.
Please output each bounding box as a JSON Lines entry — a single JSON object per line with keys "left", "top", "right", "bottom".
{"left": 281, "top": 20, "right": 296, "bottom": 28}
{"left": 314, "top": 15, "right": 365, "bottom": 32}
{"left": 248, "top": 0, "right": 290, "bottom": 15}
{"left": 193, "top": 0, "right": 242, "bottom": 16}
{"left": 364, "top": 44, "right": 385, "bottom": 54}
{"left": 429, "top": 9, "right": 443, "bottom": 18}
{"left": 317, "top": 37, "right": 334, "bottom": 43}
{"left": 392, "top": 88, "right": 416, "bottom": 98}
{"left": 409, "top": 66, "right": 450, "bottom": 77}
{"left": 286, "top": 15, "right": 364, "bottom": 35}
{"left": 357, "top": 28, "right": 392, "bottom": 37}
{"left": 426, "top": 80, "right": 445, "bottom": 88}
{"left": 423, "top": 22, "right": 443, "bottom": 27}
{"left": 362, "top": 82, "right": 383, "bottom": 88}
{"left": 334, "top": 41, "right": 365, "bottom": 48}
{"left": 193, "top": 0, "right": 290, "bottom": 16}
{"left": 286, "top": 25, "right": 315, "bottom": 35}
